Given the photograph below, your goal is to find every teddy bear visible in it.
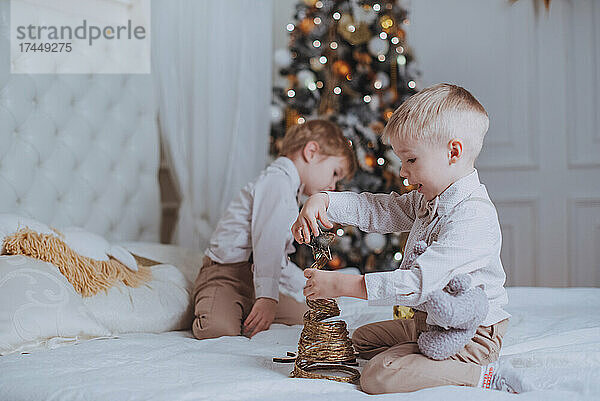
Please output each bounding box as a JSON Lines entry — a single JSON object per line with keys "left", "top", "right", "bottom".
{"left": 406, "top": 240, "right": 489, "bottom": 360}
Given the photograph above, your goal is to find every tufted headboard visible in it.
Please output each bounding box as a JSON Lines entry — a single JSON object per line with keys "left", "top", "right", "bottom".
{"left": 0, "top": 4, "right": 161, "bottom": 242}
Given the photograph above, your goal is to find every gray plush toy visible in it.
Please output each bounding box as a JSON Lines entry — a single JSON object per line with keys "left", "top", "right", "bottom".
{"left": 407, "top": 240, "right": 489, "bottom": 360}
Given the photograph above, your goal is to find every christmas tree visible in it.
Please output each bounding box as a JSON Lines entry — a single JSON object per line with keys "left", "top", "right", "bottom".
{"left": 271, "top": 0, "right": 419, "bottom": 273}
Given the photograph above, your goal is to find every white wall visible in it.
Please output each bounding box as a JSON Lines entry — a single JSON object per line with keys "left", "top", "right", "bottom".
{"left": 272, "top": 0, "right": 600, "bottom": 287}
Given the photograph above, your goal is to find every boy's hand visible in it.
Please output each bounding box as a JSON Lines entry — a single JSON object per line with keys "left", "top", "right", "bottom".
{"left": 303, "top": 268, "right": 368, "bottom": 300}
{"left": 292, "top": 193, "right": 332, "bottom": 244}
{"left": 243, "top": 297, "right": 278, "bottom": 338}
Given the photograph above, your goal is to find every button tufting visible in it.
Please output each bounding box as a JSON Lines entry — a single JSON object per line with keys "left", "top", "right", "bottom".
{"left": 0, "top": 71, "right": 160, "bottom": 242}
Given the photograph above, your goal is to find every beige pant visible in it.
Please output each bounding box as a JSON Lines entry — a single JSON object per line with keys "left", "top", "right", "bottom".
{"left": 352, "top": 311, "right": 508, "bottom": 394}
{"left": 192, "top": 257, "right": 308, "bottom": 340}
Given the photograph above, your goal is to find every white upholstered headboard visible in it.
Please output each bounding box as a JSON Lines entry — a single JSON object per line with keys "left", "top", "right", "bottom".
{"left": 0, "top": 4, "right": 161, "bottom": 242}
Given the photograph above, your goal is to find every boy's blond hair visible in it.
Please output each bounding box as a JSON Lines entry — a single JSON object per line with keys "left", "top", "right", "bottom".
{"left": 382, "top": 83, "right": 489, "bottom": 162}
{"left": 280, "top": 119, "right": 357, "bottom": 178}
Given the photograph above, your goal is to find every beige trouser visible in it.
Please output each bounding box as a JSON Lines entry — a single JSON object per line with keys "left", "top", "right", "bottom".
{"left": 192, "top": 257, "right": 308, "bottom": 340}
{"left": 352, "top": 310, "right": 508, "bottom": 394}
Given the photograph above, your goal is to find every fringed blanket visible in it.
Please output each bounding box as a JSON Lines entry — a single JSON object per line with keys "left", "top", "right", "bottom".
{"left": 3, "top": 228, "right": 152, "bottom": 297}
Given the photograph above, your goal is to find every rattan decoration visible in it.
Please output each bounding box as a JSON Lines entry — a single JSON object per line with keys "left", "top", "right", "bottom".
{"left": 291, "top": 232, "right": 360, "bottom": 383}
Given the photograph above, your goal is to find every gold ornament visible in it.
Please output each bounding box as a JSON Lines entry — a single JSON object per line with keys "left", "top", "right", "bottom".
{"left": 298, "top": 17, "right": 315, "bottom": 34}
{"left": 365, "top": 154, "right": 376, "bottom": 168}
{"left": 379, "top": 15, "right": 395, "bottom": 33}
{"left": 393, "top": 305, "right": 415, "bottom": 320}
{"left": 383, "top": 108, "right": 394, "bottom": 120}
{"left": 332, "top": 60, "right": 351, "bottom": 77}
{"left": 303, "top": 0, "right": 318, "bottom": 6}
{"left": 328, "top": 255, "right": 343, "bottom": 269}
{"left": 337, "top": 14, "right": 371, "bottom": 45}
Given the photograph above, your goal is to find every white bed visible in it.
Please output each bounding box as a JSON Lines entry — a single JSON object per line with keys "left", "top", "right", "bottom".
{"left": 0, "top": 281, "right": 598, "bottom": 401}
{"left": 1, "top": 3, "right": 599, "bottom": 400}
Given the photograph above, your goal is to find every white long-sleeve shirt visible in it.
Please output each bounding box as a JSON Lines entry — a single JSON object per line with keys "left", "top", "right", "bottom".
{"left": 205, "top": 157, "right": 306, "bottom": 301}
{"left": 326, "top": 169, "right": 510, "bottom": 326}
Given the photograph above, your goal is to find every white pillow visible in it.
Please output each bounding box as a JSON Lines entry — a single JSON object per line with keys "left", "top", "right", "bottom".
{"left": 82, "top": 263, "right": 193, "bottom": 333}
{"left": 0, "top": 214, "right": 137, "bottom": 271}
{"left": 121, "top": 241, "right": 204, "bottom": 286}
{"left": 61, "top": 227, "right": 138, "bottom": 271}
{"left": 0, "top": 252, "right": 194, "bottom": 355}
{"left": 0, "top": 255, "right": 110, "bottom": 355}
{"left": 0, "top": 214, "right": 55, "bottom": 253}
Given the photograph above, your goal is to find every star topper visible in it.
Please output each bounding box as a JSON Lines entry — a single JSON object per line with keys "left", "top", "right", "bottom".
{"left": 306, "top": 230, "right": 336, "bottom": 269}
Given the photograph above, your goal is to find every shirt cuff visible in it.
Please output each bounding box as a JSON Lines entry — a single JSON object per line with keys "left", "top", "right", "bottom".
{"left": 254, "top": 277, "right": 280, "bottom": 301}
{"left": 364, "top": 269, "right": 422, "bottom": 306}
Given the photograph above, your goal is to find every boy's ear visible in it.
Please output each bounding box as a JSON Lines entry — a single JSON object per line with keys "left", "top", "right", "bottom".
{"left": 448, "top": 139, "right": 463, "bottom": 164}
{"left": 302, "top": 141, "right": 320, "bottom": 163}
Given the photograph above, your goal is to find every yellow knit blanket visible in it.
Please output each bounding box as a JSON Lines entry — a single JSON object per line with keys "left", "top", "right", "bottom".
{"left": 3, "top": 228, "right": 152, "bottom": 297}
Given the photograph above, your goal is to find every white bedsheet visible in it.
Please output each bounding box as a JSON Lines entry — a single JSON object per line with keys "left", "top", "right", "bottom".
{"left": 0, "top": 287, "right": 598, "bottom": 401}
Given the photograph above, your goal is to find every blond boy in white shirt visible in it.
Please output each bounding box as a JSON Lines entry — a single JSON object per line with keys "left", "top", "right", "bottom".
{"left": 292, "top": 84, "right": 530, "bottom": 394}
{"left": 192, "top": 120, "right": 356, "bottom": 340}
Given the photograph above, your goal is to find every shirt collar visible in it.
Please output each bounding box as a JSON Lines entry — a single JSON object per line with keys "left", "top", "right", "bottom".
{"left": 271, "top": 156, "right": 302, "bottom": 196}
{"left": 436, "top": 169, "right": 482, "bottom": 216}
{"left": 418, "top": 169, "right": 481, "bottom": 221}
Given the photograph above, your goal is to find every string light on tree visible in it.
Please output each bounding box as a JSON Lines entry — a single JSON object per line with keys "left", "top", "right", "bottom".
{"left": 270, "top": 0, "right": 419, "bottom": 274}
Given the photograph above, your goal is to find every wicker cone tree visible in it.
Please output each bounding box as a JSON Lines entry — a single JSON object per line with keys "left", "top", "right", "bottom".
{"left": 291, "top": 232, "right": 360, "bottom": 383}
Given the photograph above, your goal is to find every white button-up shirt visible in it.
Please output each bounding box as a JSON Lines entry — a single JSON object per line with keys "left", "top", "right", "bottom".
{"left": 205, "top": 157, "right": 306, "bottom": 301}
{"left": 326, "top": 170, "right": 510, "bottom": 326}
